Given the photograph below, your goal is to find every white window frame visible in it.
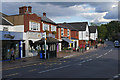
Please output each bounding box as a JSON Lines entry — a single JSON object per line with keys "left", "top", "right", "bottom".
{"left": 61, "top": 28, "right": 64, "bottom": 36}
{"left": 51, "top": 25, "right": 56, "bottom": 32}
{"left": 29, "top": 21, "right": 40, "bottom": 31}
{"left": 43, "top": 23, "right": 49, "bottom": 31}
{"left": 67, "top": 29, "right": 70, "bottom": 36}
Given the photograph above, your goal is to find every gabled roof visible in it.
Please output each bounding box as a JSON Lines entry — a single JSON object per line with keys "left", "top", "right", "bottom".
{"left": 38, "top": 14, "right": 56, "bottom": 25}
{"left": 67, "top": 22, "right": 88, "bottom": 31}
{"left": 0, "top": 12, "right": 14, "bottom": 25}
{"left": 89, "top": 26, "right": 97, "bottom": 33}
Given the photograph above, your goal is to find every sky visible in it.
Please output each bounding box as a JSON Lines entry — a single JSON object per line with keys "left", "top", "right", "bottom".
{"left": 1, "top": 1, "right": 119, "bottom": 24}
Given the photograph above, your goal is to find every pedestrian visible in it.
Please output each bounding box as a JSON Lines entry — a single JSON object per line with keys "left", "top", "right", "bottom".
{"left": 10, "top": 48, "right": 15, "bottom": 61}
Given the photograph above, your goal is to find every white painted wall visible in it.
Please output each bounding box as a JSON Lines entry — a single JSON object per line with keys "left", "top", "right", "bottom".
{"left": 0, "top": 25, "right": 24, "bottom": 32}
{"left": 90, "top": 29, "right": 98, "bottom": 40}
{"left": 79, "top": 26, "right": 89, "bottom": 40}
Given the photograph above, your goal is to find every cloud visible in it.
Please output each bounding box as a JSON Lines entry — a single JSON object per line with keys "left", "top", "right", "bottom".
{"left": 1, "top": 2, "right": 118, "bottom": 23}
{"left": 104, "top": 4, "right": 118, "bottom": 19}
{"left": 78, "top": 12, "right": 113, "bottom": 23}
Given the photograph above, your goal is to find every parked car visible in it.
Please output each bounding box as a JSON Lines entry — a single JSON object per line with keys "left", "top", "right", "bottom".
{"left": 114, "top": 40, "right": 120, "bottom": 48}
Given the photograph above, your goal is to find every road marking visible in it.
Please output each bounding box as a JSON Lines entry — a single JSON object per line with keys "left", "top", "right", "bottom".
{"left": 28, "top": 69, "right": 37, "bottom": 72}
{"left": 86, "top": 59, "right": 93, "bottom": 62}
{"left": 108, "top": 49, "right": 113, "bottom": 52}
{"left": 104, "top": 53, "right": 108, "bottom": 55}
{"left": 6, "top": 73, "right": 19, "bottom": 77}
{"left": 38, "top": 65, "right": 70, "bottom": 74}
{"left": 64, "top": 55, "right": 74, "bottom": 58}
{"left": 80, "top": 60, "right": 86, "bottom": 64}
{"left": 96, "top": 55, "right": 103, "bottom": 58}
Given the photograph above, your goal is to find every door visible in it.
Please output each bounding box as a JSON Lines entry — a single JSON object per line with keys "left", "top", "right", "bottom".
{"left": 22, "top": 43, "right": 25, "bottom": 57}
{"left": 75, "top": 41, "right": 77, "bottom": 49}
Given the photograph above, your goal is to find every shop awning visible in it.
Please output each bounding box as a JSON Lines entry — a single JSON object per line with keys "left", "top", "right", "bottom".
{"left": 34, "top": 37, "right": 59, "bottom": 45}
{"left": 62, "top": 38, "right": 73, "bottom": 43}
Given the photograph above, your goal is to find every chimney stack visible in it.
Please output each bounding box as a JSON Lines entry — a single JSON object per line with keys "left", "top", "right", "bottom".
{"left": 19, "top": 6, "right": 27, "bottom": 15}
{"left": 28, "top": 6, "right": 32, "bottom": 13}
{"left": 43, "top": 12, "right": 46, "bottom": 17}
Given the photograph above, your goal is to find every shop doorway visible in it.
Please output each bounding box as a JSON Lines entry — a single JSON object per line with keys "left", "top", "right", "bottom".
{"left": 22, "top": 43, "right": 25, "bottom": 57}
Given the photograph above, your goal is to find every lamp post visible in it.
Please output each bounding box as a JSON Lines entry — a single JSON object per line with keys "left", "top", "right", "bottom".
{"left": 42, "top": 32, "right": 46, "bottom": 59}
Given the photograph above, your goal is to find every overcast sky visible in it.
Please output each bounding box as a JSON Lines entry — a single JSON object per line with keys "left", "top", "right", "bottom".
{"left": 1, "top": 2, "right": 119, "bottom": 24}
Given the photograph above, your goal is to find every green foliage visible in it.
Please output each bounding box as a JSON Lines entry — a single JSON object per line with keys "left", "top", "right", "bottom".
{"left": 98, "top": 21, "right": 120, "bottom": 41}
{"left": 52, "top": 31, "right": 56, "bottom": 34}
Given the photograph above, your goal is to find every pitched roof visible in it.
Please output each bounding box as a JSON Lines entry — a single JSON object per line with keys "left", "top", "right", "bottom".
{"left": 0, "top": 12, "right": 7, "bottom": 17}
{"left": 67, "top": 22, "right": 88, "bottom": 31}
{"left": 0, "top": 12, "right": 14, "bottom": 25}
{"left": 38, "top": 14, "right": 56, "bottom": 25}
{"left": 58, "top": 22, "right": 88, "bottom": 31}
{"left": 58, "top": 23, "right": 78, "bottom": 31}
{"left": 89, "top": 26, "right": 97, "bottom": 33}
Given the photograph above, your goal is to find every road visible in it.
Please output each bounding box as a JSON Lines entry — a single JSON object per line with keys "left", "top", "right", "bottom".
{"left": 2, "top": 41, "right": 120, "bottom": 80}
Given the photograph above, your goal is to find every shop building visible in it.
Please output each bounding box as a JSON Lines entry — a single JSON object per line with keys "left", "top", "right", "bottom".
{"left": 0, "top": 15, "right": 26, "bottom": 60}
{"left": 57, "top": 23, "right": 73, "bottom": 51}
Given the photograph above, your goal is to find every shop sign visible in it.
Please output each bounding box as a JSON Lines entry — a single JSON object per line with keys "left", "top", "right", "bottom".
{"left": 3, "top": 27, "right": 8, "bottom": 31}
{"left": 27, "top": 32, "right": 42, "bottom": 39}
{"left": 4, "top": 34, "right": 15, "bottom": 39}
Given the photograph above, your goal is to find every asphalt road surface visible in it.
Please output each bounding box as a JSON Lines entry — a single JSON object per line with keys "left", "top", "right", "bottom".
{"left": 2, "top": 41, "right": 120, "bottom": 80}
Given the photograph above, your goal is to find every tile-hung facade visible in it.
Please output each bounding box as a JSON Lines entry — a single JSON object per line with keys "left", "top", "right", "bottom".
{"left": 89, "top": 26, "right": 98, "bottom": 46}
{"left": 57, "top": 23, "right": 73, "bottom": 51}
{"left": 0, "top": 12, "right": 26, "bottom": 60}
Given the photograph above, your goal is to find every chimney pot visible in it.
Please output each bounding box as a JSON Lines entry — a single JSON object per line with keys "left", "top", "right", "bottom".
{"left": 43, "top": 12, "right": 46, "bottom": 17}
{"left": 28, "top": 6, "right": 32, "bottom": 13}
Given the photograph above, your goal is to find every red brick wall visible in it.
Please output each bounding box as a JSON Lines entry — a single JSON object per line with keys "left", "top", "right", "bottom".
{"left": 71, "top": 31, "right": 79, "bottom": 39}
{"left": 79, "top": 40, "right": 86, "bottom": 48}
{"left": 24, "top": 13, "right": 41, "bottom": 32}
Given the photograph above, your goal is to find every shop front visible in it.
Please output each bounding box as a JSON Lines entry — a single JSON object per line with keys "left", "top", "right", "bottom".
{"left": 34, "top": 37, "right": 59, "bottom": 59}
{"left": 61, "top": 38, "right": 73, "bottom": 50}
{"left": 24, "top": 32, "right": 43, "bottom": 57}
{"left": 0, "top": 31, "right": 25, "bottom": 60}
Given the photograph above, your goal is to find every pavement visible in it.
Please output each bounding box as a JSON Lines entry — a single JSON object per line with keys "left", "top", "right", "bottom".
{"left": 2, "top": 44, "right": 102, "bottom": 71}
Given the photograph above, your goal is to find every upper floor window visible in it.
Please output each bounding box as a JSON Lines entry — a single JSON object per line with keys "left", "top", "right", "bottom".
{"left": 61, "top": 28, "right": 64, "bottom": 36}
{"left": 86, "top": 31, "right": 89, "bottom": 37}
{"left": 67, "top": 29, "right": 70, "bottom": 36}
{"left": 51, "top": 25, "right": 56, "bottom": 32}
{"left": 43, "top": 23, "right": 49, "bottom": 31}
{"left": 29, "top": 21, "right": 40, "bottom": 31}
